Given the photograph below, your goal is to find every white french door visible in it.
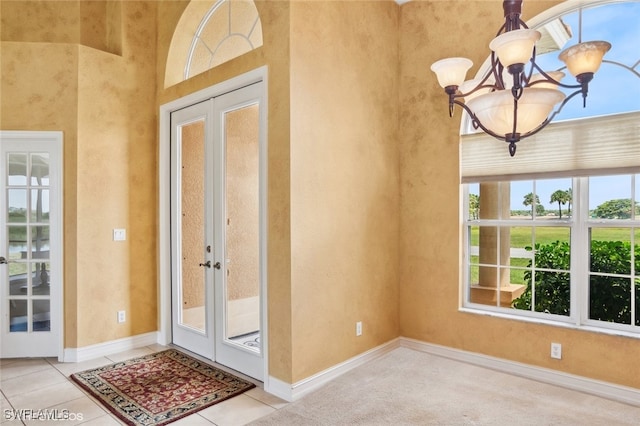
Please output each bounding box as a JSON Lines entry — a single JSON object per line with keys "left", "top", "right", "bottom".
{"left": 0, "top": 131, "right": 63, "bottom": 359}
{"left": 170, "top": 82, "right": 265, "bottom": 381}
{"left": 170, "top": 101, "right": 214, "bottom": 359}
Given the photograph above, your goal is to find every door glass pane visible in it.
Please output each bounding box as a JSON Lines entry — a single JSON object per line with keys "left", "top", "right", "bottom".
{"left": 8, "top": 189, "right": 27, "bottom": 222}
{"left": 9, "top": 300, "right": 28, "bottom": 332}
{"left": 180, "top": 120, "right": 206, "bottom": 332}
{"left": 224, "top": 103, "right": 260, "bottom": 353}
{"left": 8, "top": 226, "right": 27, "bottom": 261}
{"left": 30, "top": 189, "right": 50, "bottom": 223}
{"left": 8, "top": 153, "right": 27, "bottom": 185}
{"left": 33, "top": 262, "right": 50, "bottom": 295}
{"left": 33, "top": 299, "right": 51, "bottom": 331}
{"left": 30, "top": 153, "right": 49, "bottom": 185}
{"left": 9, "top": 262, "right": 28, "bottom": 296}
{"left": 31, "top": 225, "right": 49, "bottom": 259}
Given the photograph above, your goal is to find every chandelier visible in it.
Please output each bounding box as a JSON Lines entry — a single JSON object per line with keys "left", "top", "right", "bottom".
{"left": 430, "top": 0, "right": 611, "bottom": 156}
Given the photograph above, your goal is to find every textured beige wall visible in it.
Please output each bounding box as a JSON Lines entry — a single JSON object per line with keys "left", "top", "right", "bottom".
{"left": 1, "top": 0, "right": 80, "bottom": 43}
{"left": 1, "top": 0, "right": 158, "bottom": 347}
{"left": 75, "top": 1, "right": 158, "bottom": 346}
{"left": 399, "top": 0, "right": 640, "bottom": 390}
{"left": 290, "top": 0, "right": 400, "bottom": 382}
{"left": 1, "top": 0, "right": 121, "bottom": 53}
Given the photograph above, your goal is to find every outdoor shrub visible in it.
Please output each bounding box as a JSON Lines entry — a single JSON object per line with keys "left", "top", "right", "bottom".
{"left": 513, "top": 240, "right": 640, "bottom": 325}
{"left": 512, "top": 241, "right": 571, "bottom": 315}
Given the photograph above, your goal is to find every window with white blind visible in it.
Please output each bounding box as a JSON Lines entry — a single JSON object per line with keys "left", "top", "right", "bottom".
{"left": 460, "top": 1, "right": 640, "bottom": 335}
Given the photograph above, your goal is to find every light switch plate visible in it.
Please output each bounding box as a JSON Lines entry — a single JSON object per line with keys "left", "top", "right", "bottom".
{"left": 113, "top": 229, "right": 126, "bottom": 241}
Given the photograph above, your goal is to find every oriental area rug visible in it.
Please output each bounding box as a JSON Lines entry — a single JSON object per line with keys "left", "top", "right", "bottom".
{"left": 70, "top": 349, "right": 255, "bottom": 426}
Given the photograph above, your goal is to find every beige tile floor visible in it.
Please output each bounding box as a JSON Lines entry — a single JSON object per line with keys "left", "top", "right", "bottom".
{"left": 0, "top": 345, "right": 288, "bottom": 425}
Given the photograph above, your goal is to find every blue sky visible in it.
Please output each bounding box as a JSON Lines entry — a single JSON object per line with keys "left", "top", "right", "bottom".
{"left": 534, "top": 2, "right": 640, "bottom": 120}
{"left": 508, "top": 2, "right": 640, "bottom": 210}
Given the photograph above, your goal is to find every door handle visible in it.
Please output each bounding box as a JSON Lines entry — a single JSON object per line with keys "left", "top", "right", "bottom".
{"left": 199, "top": 261, "right": 221, "bottom": 269}
{"left": 0, "top": 256, "right": 7, "bottom": 264}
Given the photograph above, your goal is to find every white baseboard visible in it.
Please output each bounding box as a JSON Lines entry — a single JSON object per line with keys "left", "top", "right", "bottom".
{"left": 61, "top": 332, "right": 639, "bottom": 407}
{"left": 62, "top": 332, "right": 159, "bottom": 363}
{"left": 400, "top": 337, "right": 640, "bottom": 407}
{"left": 265, "top": 338, "right": 401, "bottom": 402}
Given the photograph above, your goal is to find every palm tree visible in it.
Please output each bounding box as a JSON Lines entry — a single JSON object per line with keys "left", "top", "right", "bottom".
{"left": 523, "top": 192, "right": 541, "bottom": 218}
{"left": 550, "top": 189, "right": 571, "bottom": 219}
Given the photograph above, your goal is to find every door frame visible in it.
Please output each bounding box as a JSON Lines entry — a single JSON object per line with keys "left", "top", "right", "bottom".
{"left": 158, "top": 67, "right": 268, "bottom": 379}
{"left": 0, "top": 130, "right": 64, "bottom": 360}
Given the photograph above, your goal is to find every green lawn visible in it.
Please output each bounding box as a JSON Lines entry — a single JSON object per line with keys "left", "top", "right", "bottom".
{"left": 469, "top": 256, "right": 528, "bottom": 285}
{"left": 468, "top": 227, "right": 637, "bottom": 286}
{"left": 470, "top": 226, "right": 634, "bottom": 248}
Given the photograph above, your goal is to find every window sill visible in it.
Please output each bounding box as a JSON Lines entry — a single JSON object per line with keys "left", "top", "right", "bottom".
{"left": 459, "top": 306, "right": 640, "bottom": 340}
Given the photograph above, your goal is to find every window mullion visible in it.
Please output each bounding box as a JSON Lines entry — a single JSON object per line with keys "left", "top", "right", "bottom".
{"left": 572, "top": 177, "right": 588, "bottom": 327}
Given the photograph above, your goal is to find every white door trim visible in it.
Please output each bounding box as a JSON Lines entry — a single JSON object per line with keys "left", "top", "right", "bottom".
{"left": 158, "top": 66, "right": 268, "bottom": 381}
{"left": 0, "top": 130, "right": 64, "bottom": 361}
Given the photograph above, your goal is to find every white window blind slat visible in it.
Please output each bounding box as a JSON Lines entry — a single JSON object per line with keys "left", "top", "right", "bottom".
{"left": 461, "top": 111, "right": 640, "bottom": 182}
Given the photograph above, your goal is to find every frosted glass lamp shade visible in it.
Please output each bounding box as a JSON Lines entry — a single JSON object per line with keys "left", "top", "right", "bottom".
{"left": 558, "top": 41, "right": 611, "bottom": 77}
{"left": 489, "top": 29, "right": 541, "bottom": 68}
{"left": 430, "top": 58, "right": 473, "bottom": 88}
{"left": 466, "top": 88, "right": 566, "bottom": 136}
{"left": 528, "top": 71, "right": 565, "bottom": 90}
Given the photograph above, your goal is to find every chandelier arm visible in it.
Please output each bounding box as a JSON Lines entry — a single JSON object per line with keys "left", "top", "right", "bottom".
{"left": 547, "top": 89, "right": 588, "bottom": 121}
{"left": 518, "top": 118, "right": 551, "bottom": 140}
{"left": 517, "top": 18, "right": 529, "bottom": 30}
{"left": 524, "top": 45, "right": 537, "bottom": 82}
{"left": 527, "top": 80, "right": 583, "bottom": 90}
{"left": 527, "top": 62, "right": 583, "bottom": 89}
{"left": 491, "top": 52, "right": 507, "bottom": 90}
{"left": 516, "top": 88, "right": 589, "bottom": 141}
{"left": 455, "top": 83, "right": 498, "bottom": 100}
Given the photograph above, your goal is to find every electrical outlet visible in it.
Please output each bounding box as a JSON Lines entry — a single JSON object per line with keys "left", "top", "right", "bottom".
{"left": 356, "top": 321, "right": 362, "bottom": 336}
{"left": 550, "top": 342, "right": 562, "bottom": 359}
{"left": 118, "top": 310, "right": 126, "bottom": 323}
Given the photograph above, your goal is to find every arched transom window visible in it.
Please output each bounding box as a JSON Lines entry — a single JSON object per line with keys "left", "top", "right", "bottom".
{"left": 185, "top": 0, "right": 263, "bottom": 80}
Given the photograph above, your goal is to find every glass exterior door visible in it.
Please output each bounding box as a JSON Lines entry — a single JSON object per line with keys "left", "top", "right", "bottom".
{"left": 170, "top": 101, "right": 215, "bottom": 359}
{"left": 213, "top": 83, "right": 264, "bottom": 381}
{"left": 1, "top": 132, "right": 62, "bottom": 358}
{"left": 169, "top": 81, "right": 265, "bottom": 381}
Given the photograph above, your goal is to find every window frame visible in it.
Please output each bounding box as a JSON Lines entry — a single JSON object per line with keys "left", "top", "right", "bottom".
{"left": 462, "top": 174, "right": 640, "bottom": 337}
